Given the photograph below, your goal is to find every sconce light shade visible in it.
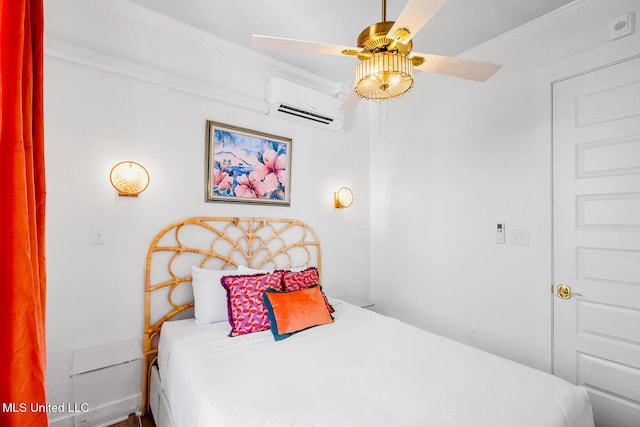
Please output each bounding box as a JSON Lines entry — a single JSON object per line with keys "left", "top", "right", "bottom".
{"left": 110, "top": 161, "right": 149, "bottom": 197}
{"left": 334, "top": 186, "right": 353, "bottom": 208}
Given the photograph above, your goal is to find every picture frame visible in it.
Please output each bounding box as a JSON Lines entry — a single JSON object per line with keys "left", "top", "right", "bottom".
{"left": 206, "top": 121, "right": 292, "bottom": 206}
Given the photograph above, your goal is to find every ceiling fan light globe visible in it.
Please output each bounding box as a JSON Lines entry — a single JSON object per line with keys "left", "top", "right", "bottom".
{"left": 354, "top": 52, "right": 414, "bottom": 100}
{"left": 388, "top": 74, "right": 402, "bottom": 84}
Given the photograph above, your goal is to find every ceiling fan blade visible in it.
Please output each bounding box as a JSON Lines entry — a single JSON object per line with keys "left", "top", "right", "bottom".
{"left": 411, "top": 53, "right": 502, "bottom": 82}
{"left": 386, "top": 0, "right": 447, "bottom": 44}
{"left": 339, "top": 88, "right": 361, "bottom": 111}
{"left": 252, "top": 35, "right": 360, "bottom": 57}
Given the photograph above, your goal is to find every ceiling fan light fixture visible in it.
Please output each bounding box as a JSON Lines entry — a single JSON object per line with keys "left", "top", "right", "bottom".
{"left": 354, "top": 51, "right": 414, "bottom": 100}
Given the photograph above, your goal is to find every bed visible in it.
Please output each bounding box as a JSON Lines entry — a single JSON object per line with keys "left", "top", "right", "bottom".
{"left": 143, "top": 217, "right": 594, "bottom": 427}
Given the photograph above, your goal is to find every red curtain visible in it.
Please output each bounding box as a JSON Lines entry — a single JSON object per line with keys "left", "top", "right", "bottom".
{"left": 0, "top": 0, "right": 47, "bottom": 425}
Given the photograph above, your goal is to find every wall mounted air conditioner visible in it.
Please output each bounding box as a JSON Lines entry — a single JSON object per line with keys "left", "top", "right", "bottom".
{"left": 266, "top": 77, "right": 344, "bottom": 132}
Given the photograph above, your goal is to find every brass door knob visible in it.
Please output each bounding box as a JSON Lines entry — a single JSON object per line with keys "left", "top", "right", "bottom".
{"left": 557, "top": 284, "right": 582, "bottom": 299}
{"left": 557, "top": 284, "right": 572, "bottom": 299}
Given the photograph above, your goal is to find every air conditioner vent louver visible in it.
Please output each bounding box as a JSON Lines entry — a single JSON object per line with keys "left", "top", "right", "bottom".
{"left": 266, "top": 77, "right": 344, "bottom": 131}
{"left": 276, "top": 105, "right": 334, "bottom": 125}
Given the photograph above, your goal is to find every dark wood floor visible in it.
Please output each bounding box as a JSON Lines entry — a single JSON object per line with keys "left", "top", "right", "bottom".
{"left": 107, "top": 413, "right": 156, "bottom": 427}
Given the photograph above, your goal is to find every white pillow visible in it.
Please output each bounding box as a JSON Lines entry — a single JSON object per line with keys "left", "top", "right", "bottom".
{"left": 192, "top": 266, "right": 238, "bottom": 324}
{"left": 236, "top": 265, "right": 308, "bottom": 274}
{"left": 236, "top": 265, "right": 275, "bottom": 274}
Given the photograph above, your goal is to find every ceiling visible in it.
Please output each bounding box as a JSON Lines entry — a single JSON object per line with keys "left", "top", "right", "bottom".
{"left": 128, "top": 0, "right": 575, "bottom": 85}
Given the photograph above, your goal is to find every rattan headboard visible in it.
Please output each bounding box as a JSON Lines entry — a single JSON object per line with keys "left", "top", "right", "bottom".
{"left": 142, "top": 217, "right": 321, "bottom": 413}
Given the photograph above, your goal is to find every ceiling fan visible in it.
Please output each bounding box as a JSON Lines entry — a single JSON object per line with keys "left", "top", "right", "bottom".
{"left": 252, "top": 0, "right": 502, "bottom": 110}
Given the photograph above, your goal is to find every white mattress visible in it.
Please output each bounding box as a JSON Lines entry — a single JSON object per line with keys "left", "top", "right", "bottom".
{"left": 158, "top": 299, "right": 593, "bottom": 427}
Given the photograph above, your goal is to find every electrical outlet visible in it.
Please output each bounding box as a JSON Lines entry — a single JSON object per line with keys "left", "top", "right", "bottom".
{"left": 469, "top": 327, "right": 479, "bottom": 342}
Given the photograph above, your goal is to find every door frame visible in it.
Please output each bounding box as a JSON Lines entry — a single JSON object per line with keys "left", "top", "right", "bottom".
{"left": 538, "top": 32, "right": 640, "bottom": 373}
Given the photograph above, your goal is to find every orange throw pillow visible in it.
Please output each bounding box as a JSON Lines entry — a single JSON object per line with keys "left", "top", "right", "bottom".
{"left": 262, "top": 285, "right": 333, "bottom": 341}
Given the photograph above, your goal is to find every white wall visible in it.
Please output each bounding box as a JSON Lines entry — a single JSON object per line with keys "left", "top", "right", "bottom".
{"left": 370, "top": 0, "right": 640, "bottom": 372}
{"left": 44, "top": 1, "right": 370, "bottom": 425}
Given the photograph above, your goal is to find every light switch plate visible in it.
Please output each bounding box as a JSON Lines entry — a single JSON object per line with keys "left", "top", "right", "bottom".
{"left": 510, "top": 229, "right": 530, "bottom": 246}
{"left": 91, "top": 225, "right": 107, "bottom": 245}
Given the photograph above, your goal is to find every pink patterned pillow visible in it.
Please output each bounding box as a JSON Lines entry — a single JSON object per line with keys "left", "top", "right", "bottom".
{"left": 282, "top": 267, "right": 319, "bottom": 291}
{"left": 221, "top": 272, "right": 283, "bottom": 336}
{"left": 282, "top": 267, "right": 334, "bottom": 313}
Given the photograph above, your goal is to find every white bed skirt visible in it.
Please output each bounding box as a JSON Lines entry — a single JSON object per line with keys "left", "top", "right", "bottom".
{"left": 150, "top": 365, "right": 178, "bottom": 427}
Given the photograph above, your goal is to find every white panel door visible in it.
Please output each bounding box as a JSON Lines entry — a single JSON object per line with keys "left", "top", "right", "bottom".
{"left": 553, "top": 55, "right": 640, "bottom": 427}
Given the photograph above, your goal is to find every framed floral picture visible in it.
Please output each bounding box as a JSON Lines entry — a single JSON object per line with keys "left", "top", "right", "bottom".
{"left": 206, "top": 121, "right": 292, "bottom": 205}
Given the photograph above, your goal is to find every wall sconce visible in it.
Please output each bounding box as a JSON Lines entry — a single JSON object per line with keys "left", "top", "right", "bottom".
{"left": 334, "top": 186, "right": 353, "bottom": 208}
{"left": 110, "top": 161, "right": 149, "bottom": 197}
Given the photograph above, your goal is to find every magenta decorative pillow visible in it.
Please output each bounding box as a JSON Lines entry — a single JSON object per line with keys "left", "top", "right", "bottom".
{"left": 282, "top": 267, "right": 319, "bottom": 291}
{"left": 221, "top": 272, "right": 283, "bottom": 336}
{"left": 282, "top": 267, "right": 334, "bottom": 313}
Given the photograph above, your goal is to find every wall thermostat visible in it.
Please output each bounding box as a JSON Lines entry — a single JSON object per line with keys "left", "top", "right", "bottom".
{"left": 497, "top": 222, "right": 505, "bottom": 244}
{"left": 609, "top": 13, "right": 635, "bottom": 41}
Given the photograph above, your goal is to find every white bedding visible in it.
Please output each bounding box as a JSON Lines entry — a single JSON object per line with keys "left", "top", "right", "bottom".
{"left": 158, "top": 299, "right": 593, "bottom": 427}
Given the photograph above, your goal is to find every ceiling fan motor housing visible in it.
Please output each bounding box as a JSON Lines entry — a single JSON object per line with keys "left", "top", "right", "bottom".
{"left": 356, "top": 21, "right": 412, "bottom": 59}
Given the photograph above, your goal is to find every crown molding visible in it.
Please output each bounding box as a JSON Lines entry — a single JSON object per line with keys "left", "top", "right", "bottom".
{"left": 95, "top": 0, "right": 341, "bottom": 93}
{"left": 45, "top": 38, "right": 268, "bottom": 114}
{"left": 463, "top": 0, "right": 603, "bottom": 56}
